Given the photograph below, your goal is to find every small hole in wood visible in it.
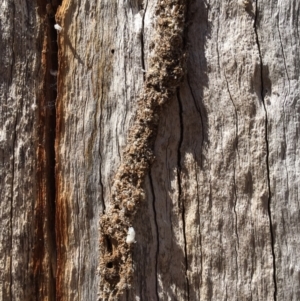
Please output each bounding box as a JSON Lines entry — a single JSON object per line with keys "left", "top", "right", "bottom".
{"left": 106, "top": 262, "right": 113, "bottom": 268}
{"left": 105, "top": 235, "right": 113, "bottom": 254}
{"left": 111, "top": 49, "right": 115, "bottom": 54}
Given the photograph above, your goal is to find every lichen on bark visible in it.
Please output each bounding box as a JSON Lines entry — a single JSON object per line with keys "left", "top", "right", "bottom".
{"left": 99, "top": 0, "right": 187, "bottom": 299}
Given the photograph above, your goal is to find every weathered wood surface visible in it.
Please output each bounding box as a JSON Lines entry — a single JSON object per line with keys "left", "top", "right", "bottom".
{"left": 1, "top": 0, "right": 300, "bottom": 300}
{"left": 0, "top": 1, "right": 53, "bottom": 300}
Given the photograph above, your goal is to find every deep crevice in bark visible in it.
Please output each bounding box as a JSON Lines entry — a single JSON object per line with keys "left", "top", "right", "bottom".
{"left": 149, "top": 172, "right": 160, "bottom": 301}
{"left": 186, "top": 77, "right": 204, "bottom": 168}
{"left": 232, "top": 165, "right": 239, "bottom": 284}
{"left": 194, "top": 166, "right": 203, "bottom": 299}
{"left": 254, "top": 2, "right": 277, "bottom": 300}
{"left": 223, "top": 73, "right": 239, "bottom": 153}
{"left": 47, "top": 7, "right": 60, "bottom": 300}
{"left": 216, "top": 15, "right": 221, "bottom": 72}
{"left": 99, "top": 154, "right": 105, "bottom": 213}
{"left": 140, "top": 0, "right": 148, "bottom": 80}
{"left": 176, "top": 88, "right": 190, "bottom": 301}
{"left": 99, "top": 82, "right": 106, "bottom": 213}
{"left": 34, "top": 1, "right": 61, "bottom": 300}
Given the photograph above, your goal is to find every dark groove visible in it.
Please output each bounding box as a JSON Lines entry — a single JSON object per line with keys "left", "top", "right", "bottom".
{"left": 47, "top": 6, "right": 59, "bottom": 301}
{"left": 232, "top": 165, "right": 239, "bottom": 286}
{"left": 194, "top": 170, "right": 203, "bottom": 300}
{"left": 216, "top": 15, "right": 221, "bottom": 72}
{"left": 149, "top": 172, "right": 160, "bottom": 301}
{"left": 176, "top": 88, "right": 190, "bottom": 300}
{"left": 48, "top": 30, "right": 57, "bottom": 207}
{"left": 122, "top": 11, "right": 129, "bottom": 135}
{"left": 254, "top": 2, "right": 277, "bottom": 300}
{"left": 232, "top": 165, "right": 239, "bottom": 245}
{"left": 99, "top": 81, "right": 106, "bottom": 213}
{"left": 99, "top": 160, "right": 105, "bottom": 213}
{"left": 36, "top": 1, "right": 62, "bottom": 299}
{"left": 141, "top": 0, "right": 149, "bottom": 80}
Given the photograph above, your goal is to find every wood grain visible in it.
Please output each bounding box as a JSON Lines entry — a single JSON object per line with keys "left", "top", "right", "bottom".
{"left": 0, "top": 0, "right": 300, "bottom": 300}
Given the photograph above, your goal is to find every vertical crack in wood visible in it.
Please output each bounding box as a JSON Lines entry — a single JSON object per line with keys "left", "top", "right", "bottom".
{"left": 216, "top": 14, "right": 221, "bottom": 72}
{"left": 140, "top": 0, "right": 148, "bottom": 79}
{"left": 254, "top": 1, "right": 277, "bottom": 300}
{"left": 47, "top": 12, "right": 58, "bottom": 297}
{"left": 149, "top": 171, "right": 159, "bottom": 301}
{"left": 232, "top": 165, "right": 239, "bottom": 284}
{"left": 99, "top": 0, "right": 187, "bottom": 299}
{"left": 99, "top": 81, "right": 106, "bottom": 213}
{"left": 99, "top": 153, "right": 106, "bottom": 214}
{"left": 99, "top": 142, "right": 105, "bottom": 214}
{"left": 194, "top": 167, "right": 203, "bottom": 298}
{"left": 176, "top": 88, "right": 190, "bottom": 301}
{"left": 33, "top": 1, "right": 62, "bottom": 300}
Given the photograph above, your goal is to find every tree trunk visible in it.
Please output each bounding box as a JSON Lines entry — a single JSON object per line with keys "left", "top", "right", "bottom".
{"left": 1, "top": 0, "right": 299, "bottom": 300}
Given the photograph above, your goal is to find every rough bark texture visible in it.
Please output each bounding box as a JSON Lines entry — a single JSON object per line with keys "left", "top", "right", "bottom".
{"left": 1, "top": 0, "right": 300, "bottom": 300}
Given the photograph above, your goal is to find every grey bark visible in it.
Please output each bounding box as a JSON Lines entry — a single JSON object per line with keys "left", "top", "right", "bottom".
{"left": 0, "top": 0, "right": 300, "bottom": 300}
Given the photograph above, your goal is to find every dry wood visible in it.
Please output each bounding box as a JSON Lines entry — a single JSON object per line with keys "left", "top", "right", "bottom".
{"left": 0, "top": 0, "right": 300, "bottom": 300}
